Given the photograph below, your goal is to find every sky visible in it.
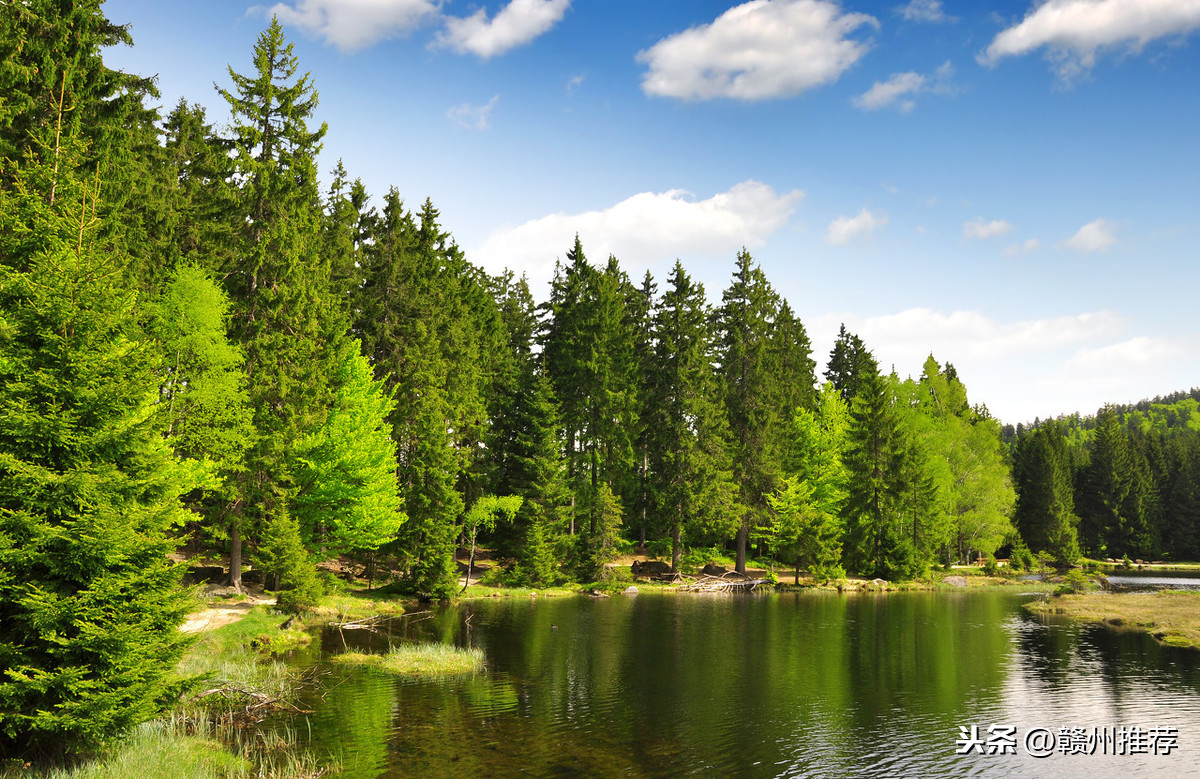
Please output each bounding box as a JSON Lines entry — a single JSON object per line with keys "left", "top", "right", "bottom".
{"left": 101, "top": 0, "right": 1200, "bottom": 425}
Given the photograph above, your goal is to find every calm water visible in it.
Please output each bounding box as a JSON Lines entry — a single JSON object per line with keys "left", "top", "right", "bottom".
{"left": 291, "top": 591, "right": 1200, "bottom": 777}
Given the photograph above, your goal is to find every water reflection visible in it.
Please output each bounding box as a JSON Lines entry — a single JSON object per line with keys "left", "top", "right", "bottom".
{"left": 296, "top": 591, "right": 1200, "bottom": 777}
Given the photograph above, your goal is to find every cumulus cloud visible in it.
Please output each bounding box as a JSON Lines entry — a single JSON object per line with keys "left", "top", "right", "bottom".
{"left": 963, "top": 217, "right": 1014, "bottom": 240}
{"left": 853, "top": 60, "right": 955, "bottom": 111}
{"left": 1004, "top": 237, "right": 1041, "bottom": 255}
{"left": 265, "top": 0, "right": 440, "bottom": 51}
{"left": 979, "top": 0, "right": 1200, "bottom": 82}
{"left": 447, "top": 95, "right": 499, "bottom": 130}
{"left": 826, "top": 208, "right": 887, "bottom": 244}
{"left": 469, "top": 181, "right": 802, "bottom": 288}
{"left": 1063, "top": 218, "right": 1119, "bottom": 252}
{"left": 435, "top": 0, "right": 570, "bottom": 59}
{"left": 853, "top": 72, "right": 926, "bottom": 111}
{"left": 808, "top": 308, "right": 1154, "bottom": 422}
{"left": 637, "top": 0, "right": 878, "bottom": 100}
{"left": 897, "top": 0, "right": 951, "bottom": 22}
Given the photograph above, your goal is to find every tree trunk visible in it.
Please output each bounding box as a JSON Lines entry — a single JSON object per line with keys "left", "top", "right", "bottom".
{"left": 735, "top": 522, "right": 748, "bottom": 575}
{"left": 227, "top": 518, "right": 243, "bottom": 592}
{"left": 671, "top": 522, "right": 682, "bottom": 572}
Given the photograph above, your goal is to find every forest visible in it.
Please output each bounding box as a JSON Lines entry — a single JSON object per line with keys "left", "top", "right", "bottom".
{"left": 2, "top": 1, "right": 1199, "bottom": 762}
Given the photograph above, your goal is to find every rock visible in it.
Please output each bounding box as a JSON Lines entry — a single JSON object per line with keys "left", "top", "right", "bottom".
{"left": 871, "top": 578, "right": 888, "bottom": 587}
{"left": 624, "top": 586, "right": 639, "bottom": 594}
{"left": 701, "top": 563, "right": 727, "bottom": 576}
{"left": 942, "top": 576, "right": 968, "bottom": 587}
{"left": 631, "top": 560, "right": 673, "bottom": 577}
{"left": 588, "top": 588, "right": 610, "bottom": 598}
{"left": 241, "top": 569, "right": 264, "bottom": 585}
{"left": 182, "top": 565, "right": 225, "bottom": 585}
{"left": 207, "top": 585, "right": 240, "bottom": 598}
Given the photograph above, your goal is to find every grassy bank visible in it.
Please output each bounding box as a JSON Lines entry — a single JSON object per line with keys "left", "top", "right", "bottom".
{"left": 329, "top": 643, "right": 485, "bottom": 676}
{"left": 1026, "top": 590, "right": 1200, "bottom": 649}
{"left": 6, "top": 606, "right": 328, "bottom": 779}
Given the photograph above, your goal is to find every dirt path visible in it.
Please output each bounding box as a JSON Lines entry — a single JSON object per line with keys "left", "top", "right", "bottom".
{"left": 180, "top": 586, "right": 276, "bottom": 634}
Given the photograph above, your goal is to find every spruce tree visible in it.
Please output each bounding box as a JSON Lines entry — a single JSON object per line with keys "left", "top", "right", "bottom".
{"left": 646, "top": 262, "right": 738, "bottom": 571}
{"left": 217, "top": 19, "right": 345, "bottom": 587}
{"left": 0, "top": 126, "right": 192, "bottom": 760}
{"left": 715, "top": 250, "right": 785, "bottom": 573}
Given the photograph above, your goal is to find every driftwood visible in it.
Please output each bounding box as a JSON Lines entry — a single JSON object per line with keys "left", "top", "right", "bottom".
{"left": 678, "top": 572, "right": 766, "bottom": 593}
{"left": 188, "top": 685, "right": 313, "bottom": 724}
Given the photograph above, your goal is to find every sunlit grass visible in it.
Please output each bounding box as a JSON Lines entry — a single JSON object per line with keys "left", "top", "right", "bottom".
{"left": 330, "top": 643, "right": 485, "bottom": 676}
{"left": 1028, "top": 590, "right": 1200, "bottom": 649}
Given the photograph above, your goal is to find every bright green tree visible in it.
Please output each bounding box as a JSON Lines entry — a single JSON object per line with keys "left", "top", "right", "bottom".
{"left": 768, "top": 383, "right": 849, "bottom": 583}
{"left": 290, "top": 345, "right": 405, "bottom": 555}
{"left": 150, "top": 264, "right": 255, "bottom": 575}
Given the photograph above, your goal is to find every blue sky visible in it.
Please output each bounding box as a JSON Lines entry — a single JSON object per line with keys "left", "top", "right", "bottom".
{"left": 102, "top": 0, "right": 1200, "bottom": 424}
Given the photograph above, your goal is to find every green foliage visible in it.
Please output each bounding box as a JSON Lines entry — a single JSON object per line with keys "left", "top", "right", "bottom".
{"left": 1012, "top": 421, "right": 1080, "bottom": 567}
{"left": 645, "top": 262, "right": 738, "bottom": 571}
{"left": 0, "top": 137, "right": 193, "bottom": 758}
{"left": 290, "top": 344, "right": 404, "bottom": 555}
{"left": 1058, "top": 568, "right": 1090, "bottom": 594}
{"left": 767, "top": 383, "right": 848, "bottom": 583}
{"left": 255, "top": 506, "right": 321, "bottom": 613}
{"left": 572, "top": 483, "right": 623, "bottom": 581}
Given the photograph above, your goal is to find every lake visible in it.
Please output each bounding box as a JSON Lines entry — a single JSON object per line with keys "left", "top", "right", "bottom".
{"left": 290, "top": 590, "right": 1200, "bottom": 777}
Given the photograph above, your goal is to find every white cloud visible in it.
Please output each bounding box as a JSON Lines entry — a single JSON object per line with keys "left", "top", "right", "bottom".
{"left": 435, "top": 0, "right": 569, "bottom": 59}
{"left": 897, "top": 0, "right": 951, "bottom": 23}
{"left": 826, "top": 208, "right": 887, "bottom": 244}
{"left": 808, "top": 308, "right": 1159, "bottom": 422}
{"left": 853, "top": 72, "right": 925, "bottom": 111}
{"left": 637, "top": 0, "right": 878, "bottom": 100}
{"left": 963, "top": 217, "right": 1014, "bottom": 240}
{"left": 469, "top": 180, "right": 802, "bottom": 288}
{"left": 1063, "top": 218, "right": 1118, "bottom": 252}
{"left": 265, "top": 0, "right": 440, "bottom": 51}
{"left": 1004, "top": 237, "right": 1041, "bottom": 255}
{"left": 853, "top": 60, "right": 955, "bottom": 111}
{"left": 447, "top": 95, "right": 499, "bottom": 130}
{"left": 980, "top": 0, "right": 1200, "bottom": 82}
{"left": 566, "top": 74, "right": 586, "bottom": 95}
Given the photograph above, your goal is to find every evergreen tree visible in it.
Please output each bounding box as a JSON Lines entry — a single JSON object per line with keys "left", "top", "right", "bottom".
{"left": 218, "top": 19, "right": 344, "bottom": 587}
{"left": 825, "top": 324, "right": 872, "bottom": 402}
{"left": 0, "top": 129, "right": 192, "bottom": 759}
{"left": 1012, "top": 421, "right": 1080, "bottom": 566}
{"left": 646, "top": 262, "right": 739, "bottom": 571}
{"left": 150, "top": 264, "right": 255, "bottom": 564}
{"left": 841, "top": 354, "right": 912, "bottom": 578}
{"left": 290, "top": 345, "right": 405, "bottom": 556}
{"left": 715, "top": 250, "right": 785, "bottom": 573}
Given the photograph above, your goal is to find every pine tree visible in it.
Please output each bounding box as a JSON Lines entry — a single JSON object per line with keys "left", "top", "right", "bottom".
{"left": 715, "top": 250, "right": 785, "bottom": 573}
{"left": 646, "top": 262, "right": 738, "bottom": 571}
{"left": 841, "top": 354, "right": 910, "bottom": 578}
{"left": 0, "top": 125, "right": 192, "bottom": 759}
{"left": 1012, "top": 421, "right": 1080, "bottom": 566}
{"left": 825, "top": 324, "right": 872, "bottom": 402}
{"left": 290, "top": 344, "right": 405, "bottom": 556}
{"left": 218, "top": 19, "right": 345, "bottom": 587}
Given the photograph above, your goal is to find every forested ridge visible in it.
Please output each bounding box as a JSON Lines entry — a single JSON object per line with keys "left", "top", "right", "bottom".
{"left": 2, "top": 2, "right": 1199, "bottom": 761}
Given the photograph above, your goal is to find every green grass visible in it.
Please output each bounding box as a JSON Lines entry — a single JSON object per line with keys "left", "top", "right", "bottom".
{"left": 1027, "top": 589, "right": 1200, "bottom": 650}
{"left": 330, "top": 643, "right": 485, "bottom": 677}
